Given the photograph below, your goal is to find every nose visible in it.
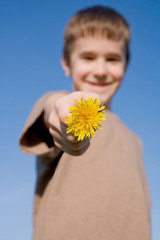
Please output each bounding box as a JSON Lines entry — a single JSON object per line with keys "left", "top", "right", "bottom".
{"left": 93, "top": 58, "right": 107, "bottom": 80}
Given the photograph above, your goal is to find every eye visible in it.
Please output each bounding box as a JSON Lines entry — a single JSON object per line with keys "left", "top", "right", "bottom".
{"left": 80, "top": 53, "right": 96, "bottom": 61}
{"left": 106, "top": 54, "right": 122, "bottom": 63}
{"left": 107, "top": 57, "right": 120, "bottom": 62}
{"left": 83, "top": 56, "right": 95, "bottom": 61}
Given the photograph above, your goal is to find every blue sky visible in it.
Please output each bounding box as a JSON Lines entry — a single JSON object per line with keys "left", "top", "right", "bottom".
{"left": 1, "top": 0, "right": 159, "bottom": 239}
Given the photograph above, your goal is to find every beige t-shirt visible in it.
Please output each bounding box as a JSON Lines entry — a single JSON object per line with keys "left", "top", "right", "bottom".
{"left": 19, "top": 91, "right": 151, "bottom": 240}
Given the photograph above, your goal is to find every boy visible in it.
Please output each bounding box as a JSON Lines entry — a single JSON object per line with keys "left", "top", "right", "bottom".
{"left": 19, "top": 6, "right": 151, "bottom": 240}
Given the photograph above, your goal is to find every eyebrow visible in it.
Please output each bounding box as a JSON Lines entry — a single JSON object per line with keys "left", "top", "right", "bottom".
{"left": 79, "top": 51, "right": 123, "bottom": 58}
{"left": 79, "top": 51, "right": 96, "bottom": 56}
{"left": 106, "top": 53, "right": 122, "bottom": 58}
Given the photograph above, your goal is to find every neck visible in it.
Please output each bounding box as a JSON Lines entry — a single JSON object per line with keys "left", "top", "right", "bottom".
{"left": 104, "top": 100, "right": 111, "bottom": 111}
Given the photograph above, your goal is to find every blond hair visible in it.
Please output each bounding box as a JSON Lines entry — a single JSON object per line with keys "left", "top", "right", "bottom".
{"left": 63, "top": 6, "right": 130, "bottom": 65}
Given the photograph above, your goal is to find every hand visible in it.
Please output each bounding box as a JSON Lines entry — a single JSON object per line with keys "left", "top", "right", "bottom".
{"left": 48, "top": 91, "right": 101, "bottom": 156}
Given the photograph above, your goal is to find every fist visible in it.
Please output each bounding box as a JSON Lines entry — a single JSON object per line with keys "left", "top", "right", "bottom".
{"left": 48, "top": 91, "right": 101, "bottom": 156}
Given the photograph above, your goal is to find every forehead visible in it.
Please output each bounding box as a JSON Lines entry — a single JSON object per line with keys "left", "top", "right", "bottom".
{"left": 71, "top": 36, "right": 125, "bottom": 55}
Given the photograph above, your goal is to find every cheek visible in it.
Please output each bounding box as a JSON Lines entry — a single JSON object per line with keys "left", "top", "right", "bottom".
{"left": 110, "top": 65, "right": 125, "bottom": 80}
{"left": 72, "top": 64, "right": 89, "bottom": 80}
{"left": 71, "top": 66, "right": 84, "bottom": 89}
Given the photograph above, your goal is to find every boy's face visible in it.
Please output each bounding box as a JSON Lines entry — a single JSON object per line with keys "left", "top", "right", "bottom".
{"left": 62, "top": 37, "right": 126, "bottom": 107}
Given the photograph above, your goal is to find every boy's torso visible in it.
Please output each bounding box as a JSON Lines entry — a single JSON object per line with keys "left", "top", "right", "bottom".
{"left": 32, "top": 106, "right": 151, "bottom": 240}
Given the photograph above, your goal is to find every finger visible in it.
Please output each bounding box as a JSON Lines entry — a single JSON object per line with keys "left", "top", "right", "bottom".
{"left": 49, "top": 125, "right": 90, "bottom": 151}
{"left": 48, "top": 109, "right": 60, "bottom": 129}
{"left": 48, "top": 107, "right": 88, "bottom": 151}
{"left": 48, "top": 104, "right": 77, "bottom": 143}
{"left": 54, "top": 139, "right": 90, "bottom": 156}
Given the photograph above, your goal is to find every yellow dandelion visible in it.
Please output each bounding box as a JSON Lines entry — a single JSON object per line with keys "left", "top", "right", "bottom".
{"left": 65, "top": 97, "right": 106, "bottom": 141}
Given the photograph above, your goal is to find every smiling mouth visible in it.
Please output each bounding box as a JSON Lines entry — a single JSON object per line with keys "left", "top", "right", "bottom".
{"left": 86, "top": 81, "right": 113, "bottom": 86}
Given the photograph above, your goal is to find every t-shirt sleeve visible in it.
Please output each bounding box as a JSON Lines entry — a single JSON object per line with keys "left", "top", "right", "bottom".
{"left": 19, "top": 91, "right": 68, "bottom": 156}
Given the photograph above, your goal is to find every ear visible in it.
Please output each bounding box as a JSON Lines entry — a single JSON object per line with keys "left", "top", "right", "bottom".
{"left": 61, "top": 58, "right": 71, "bottom": 77}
